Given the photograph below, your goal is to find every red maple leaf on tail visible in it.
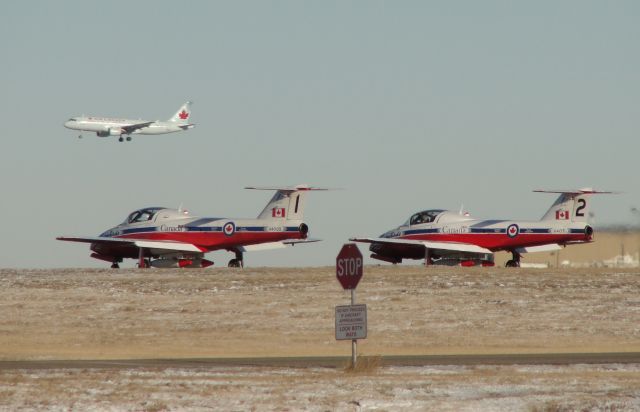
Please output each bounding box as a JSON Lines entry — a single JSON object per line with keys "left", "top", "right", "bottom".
{"left": 178, "top": 110, "right": 189, "bottom": 120}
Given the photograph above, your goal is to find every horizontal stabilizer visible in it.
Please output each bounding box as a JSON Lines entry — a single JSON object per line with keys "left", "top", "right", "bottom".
{"left": 245, "top": 184, "right": 331, "bottom": 192}
{"left": 533, "top": 188, "right": 618, "bottom": 195}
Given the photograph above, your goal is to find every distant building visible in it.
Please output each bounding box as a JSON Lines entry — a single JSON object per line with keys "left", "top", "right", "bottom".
{"left": 494, "top": 228, "right": 640, "bottom": 268}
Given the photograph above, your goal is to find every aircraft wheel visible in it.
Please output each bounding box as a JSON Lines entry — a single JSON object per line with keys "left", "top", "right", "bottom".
{"left": 228, "top": 259, "right": 241, "bottom": 268}
{"left": 118, "top": 137, "right": 124, "bottom": 142}
{"left": 505, "top": 260, "right": 519, "bottom": 268}
{"left": 126, "top": 136, "right": 132, "bottom": 141}
{"left": 111, "top": 263, "right": 120, "bottom": 269}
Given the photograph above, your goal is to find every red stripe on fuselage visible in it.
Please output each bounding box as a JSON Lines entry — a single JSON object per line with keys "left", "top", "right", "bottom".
{"left": 402, "top": 233, "right": 589, "bottom": 251}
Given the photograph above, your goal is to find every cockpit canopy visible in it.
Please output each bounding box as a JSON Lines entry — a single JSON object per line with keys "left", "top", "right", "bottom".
{"left": 123, "top": 207, "right": 165, "bottom": 225}
{"left": 404, "top": 209, "right": 445, "bottom": 226}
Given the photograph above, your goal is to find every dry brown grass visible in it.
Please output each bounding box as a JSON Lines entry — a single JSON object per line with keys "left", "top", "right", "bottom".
{"left": 2, "top": 264, "right": 640, "bottom": 409}
{"left": 2, "top": 266, "right": 640, "bottom": 360}
{"left": 343, "top": 354, "right": 382, "bottom": 374}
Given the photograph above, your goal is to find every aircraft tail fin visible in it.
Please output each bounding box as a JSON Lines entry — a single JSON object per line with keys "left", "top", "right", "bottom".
{"left": 246, "top": 184, "right": 329, "bottom": 221}
{"left": 168, "top": 101, "right": 192, "bottom": 123}
{"left": 535, "top": 188, "right": 616, "bottom": 223}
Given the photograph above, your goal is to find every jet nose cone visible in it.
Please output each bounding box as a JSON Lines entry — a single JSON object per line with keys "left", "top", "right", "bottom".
{"left": 64, "top": 121, "right": 73, "bottom": 129}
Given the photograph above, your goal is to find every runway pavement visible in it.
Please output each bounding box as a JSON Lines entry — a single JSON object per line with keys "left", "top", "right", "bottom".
{"left": 2, "top": 352, "right": 640, "bottom": 370}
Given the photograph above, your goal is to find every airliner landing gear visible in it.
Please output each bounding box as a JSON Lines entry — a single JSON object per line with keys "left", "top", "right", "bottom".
{"left": 126, "top": 136, "right": 132, "bottom": 141}
{"left": 111, "top": 262, "right": 120, "bottom": 269}
{"left": 118, "top": 136, "right": 124, "bottom": 142}
{"left": 505, "top": 251, "right": 521, "bottom": 267}
{"left": 228, "top": 251, "right": 244, "bottom": 268}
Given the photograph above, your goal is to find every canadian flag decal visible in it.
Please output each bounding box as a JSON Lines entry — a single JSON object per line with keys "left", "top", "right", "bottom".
{"left": 556, "top": 210, "right": 569, "bottom": 220}
{"left": 272, "top": 207, "right": 286, "bottom": 218}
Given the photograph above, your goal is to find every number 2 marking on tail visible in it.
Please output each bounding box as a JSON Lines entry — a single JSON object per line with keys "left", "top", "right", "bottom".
{"left": 575, "top": 199, "right": 586, "bottom": 217}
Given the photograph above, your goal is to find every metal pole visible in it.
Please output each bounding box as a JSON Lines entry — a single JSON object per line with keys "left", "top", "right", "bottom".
{"left": 351, "top": 288, "right": 357, "bottom": 367}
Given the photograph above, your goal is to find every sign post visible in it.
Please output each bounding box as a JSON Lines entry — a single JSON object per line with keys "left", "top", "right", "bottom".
{"left": 336, "top": 243, "right": 365, "bottom": 366}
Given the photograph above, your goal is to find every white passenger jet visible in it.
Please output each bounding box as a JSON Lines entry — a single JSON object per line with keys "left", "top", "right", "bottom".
{"left": 64, "top": 102, "right": 194, "bottom": 142}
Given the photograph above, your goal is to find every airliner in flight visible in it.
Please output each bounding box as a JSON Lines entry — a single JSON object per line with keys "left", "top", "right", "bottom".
{"left": 64, "top": 102, "right": 194, "bottom": 142}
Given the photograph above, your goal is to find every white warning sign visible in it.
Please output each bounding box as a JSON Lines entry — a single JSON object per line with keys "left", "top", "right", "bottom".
{"left": 335, "top": 304, "right": 367, "bottom": 340}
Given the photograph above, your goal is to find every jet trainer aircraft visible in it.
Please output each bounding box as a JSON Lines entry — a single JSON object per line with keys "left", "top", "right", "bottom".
{"left": 64, "top": 101, "right": 194, "bottom": 142}
{"left": 351, "top": 189, "right": 613, "bottom": 267}
{"left": 57, "top": 185, "right": 325, "bottom": 268}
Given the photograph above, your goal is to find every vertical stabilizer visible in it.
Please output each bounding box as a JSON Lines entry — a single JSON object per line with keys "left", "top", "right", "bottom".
{"left": 169, "top": 101, "right": 192, "bottom": 123}
{"left": 245, "top": 185, "right": 328, "bottom": 221}
{"left": 536, "top": 188, "right": 613, "bottom": 223}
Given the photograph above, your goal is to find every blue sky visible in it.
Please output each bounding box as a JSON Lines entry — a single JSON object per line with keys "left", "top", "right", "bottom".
{"left": 1, "top": 1, "right": 638, "bottom": 268}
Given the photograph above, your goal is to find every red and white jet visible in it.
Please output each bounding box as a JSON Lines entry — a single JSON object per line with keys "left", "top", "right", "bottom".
{"left": 64, "top": 102, "right": 194, "bottom": 142}
{"left": 351, "top": 189, "right": 613, "bottom": 267}
{"left": 58, "top": 185, "right": 326, "bottom": 268}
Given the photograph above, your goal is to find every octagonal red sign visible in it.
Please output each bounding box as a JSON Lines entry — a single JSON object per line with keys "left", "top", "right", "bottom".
{"left": 336, "top": 243, "right": 363, "bottom": 290}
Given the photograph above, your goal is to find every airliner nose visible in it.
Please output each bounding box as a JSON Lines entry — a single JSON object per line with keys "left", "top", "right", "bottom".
{"left": 64, "top": 118, "right": 79, "bottom": 129}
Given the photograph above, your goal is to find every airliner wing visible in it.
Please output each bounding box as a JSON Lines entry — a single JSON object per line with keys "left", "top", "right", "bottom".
{"left": 121, "top": 121, "right": 154, "bottom": 134}
{"left": 350, "top": 237, "right": 492, "bottom": 254}
{"left": 56, "top": 236, "right": 204, "bottom": 253}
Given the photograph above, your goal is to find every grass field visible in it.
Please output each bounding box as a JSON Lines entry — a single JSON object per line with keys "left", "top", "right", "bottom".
{"left": 1, "top": 266, "right": 640, "bottom": 410}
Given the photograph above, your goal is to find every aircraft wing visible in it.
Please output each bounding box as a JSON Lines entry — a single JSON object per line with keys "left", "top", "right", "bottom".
{"left": 350, "top": 237, "right": 492, "bottom": 254}
{"left": 121, "top": 121, "right": 154, "bottom": 134}
{"left": 56, "top": 236, "right": 204, "bottom": 253}
{"left": 515, "top": 244, "right": 562, "bottom": 254}
{"left": 238, "top": 238, "right": 321, "bottom": 252}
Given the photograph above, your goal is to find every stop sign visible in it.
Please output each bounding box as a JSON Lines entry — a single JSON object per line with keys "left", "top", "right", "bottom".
{"left": 336, "top": 243, "right": 363, "bottom": 290}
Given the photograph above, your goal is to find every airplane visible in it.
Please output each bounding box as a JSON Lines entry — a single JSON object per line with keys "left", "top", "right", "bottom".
{"left": 351, "top": 188, "right": 613, "bottom": 267}
{"left": 64, "top": 101, "right": 194, "bottom": 142}
{"left": 57, "top": 185, "right": 326, "bottom": 268}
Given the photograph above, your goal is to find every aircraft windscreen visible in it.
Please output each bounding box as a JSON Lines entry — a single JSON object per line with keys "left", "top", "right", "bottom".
{"left": 405, "top": 209, "right": 445, "bottom": 226}
{"left": 124, "top": 207, "right": 164, "bottom": 224}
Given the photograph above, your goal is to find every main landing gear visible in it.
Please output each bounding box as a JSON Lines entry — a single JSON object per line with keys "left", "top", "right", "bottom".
{"left": 505, "top": 251, "right": 521, "bottom": 268}
{"left": 110, "top": 262, "right": 120, "bottom": 269}
{"left": 118, "top": 135, "right": 132, "bottom": 142}
{"left": 228, "top": 250, "right": 244, "bottom": 268}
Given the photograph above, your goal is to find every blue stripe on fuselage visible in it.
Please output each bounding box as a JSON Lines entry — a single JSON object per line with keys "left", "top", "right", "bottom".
{"left": 388, "top": 227, "right": 583, "bottom": 237}
{"left": 121, "top": 226, "right": 299, "bottom": 235}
